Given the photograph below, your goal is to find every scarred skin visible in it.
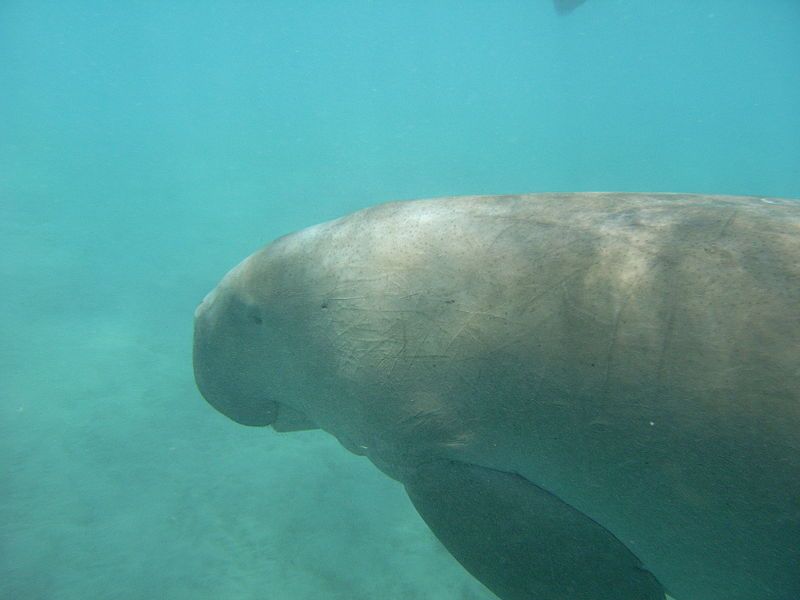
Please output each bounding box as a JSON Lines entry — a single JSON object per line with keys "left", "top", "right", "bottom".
{"left": 194, "top": 193, "right": 800, "bottom": 600}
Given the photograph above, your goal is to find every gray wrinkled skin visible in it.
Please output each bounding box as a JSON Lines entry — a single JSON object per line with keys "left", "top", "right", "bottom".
{"left": 194, "top": 193, "right": 800, "bottom": 600}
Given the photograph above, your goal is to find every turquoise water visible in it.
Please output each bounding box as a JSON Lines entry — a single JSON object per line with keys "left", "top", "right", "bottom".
{"left": 2, "top": 2, "right": 798, "bottom": 599}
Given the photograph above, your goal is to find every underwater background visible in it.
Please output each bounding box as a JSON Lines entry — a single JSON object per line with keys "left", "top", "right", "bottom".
{"left": 2, "top": 1, "right": 799, "bottom": 598}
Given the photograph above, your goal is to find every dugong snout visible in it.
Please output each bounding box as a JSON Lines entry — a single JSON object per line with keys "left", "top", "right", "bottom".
{"left": 193, "top": 290, "right": 278, "bottom": 427}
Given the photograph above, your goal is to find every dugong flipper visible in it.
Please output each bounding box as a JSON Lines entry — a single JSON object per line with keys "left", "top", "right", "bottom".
{"left": 193, "top": 193, "right": 800, "bottom": 600}
{"left": 406, "top": 461, "right": 664, "bottom": 599}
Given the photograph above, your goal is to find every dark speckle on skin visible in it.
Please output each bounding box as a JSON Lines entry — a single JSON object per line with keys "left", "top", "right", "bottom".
{"left": 445, "top": 299, "right": 455, "bottom": 304}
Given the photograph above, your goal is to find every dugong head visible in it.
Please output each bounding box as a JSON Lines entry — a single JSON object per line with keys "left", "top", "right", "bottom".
{"left": 193, "top": 255, "right": 280, "bottom": 426}
{"left": 193, "top": 237, "right": 324, "bottom": 433}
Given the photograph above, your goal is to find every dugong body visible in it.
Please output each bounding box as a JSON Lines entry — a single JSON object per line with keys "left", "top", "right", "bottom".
{"left": 193, "top": 193, "right": 800, "bottom": 600}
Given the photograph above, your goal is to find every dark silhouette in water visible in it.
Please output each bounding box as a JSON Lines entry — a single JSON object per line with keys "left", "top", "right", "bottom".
{"left": 554, "top": 0, "right": 588, "bottom": 14}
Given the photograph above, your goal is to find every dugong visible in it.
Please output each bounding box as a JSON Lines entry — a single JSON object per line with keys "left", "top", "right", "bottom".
{"left": 193, "top": 193, "right": 800, "bottom": 600}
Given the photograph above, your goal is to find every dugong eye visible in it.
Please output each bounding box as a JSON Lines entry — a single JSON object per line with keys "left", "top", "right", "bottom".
{"left": 248, "top": 311, "right": 263, "bottom": 325}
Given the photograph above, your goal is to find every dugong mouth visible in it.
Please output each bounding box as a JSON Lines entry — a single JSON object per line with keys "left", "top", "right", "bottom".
{"left": 192, "top": 294, "right": 278, "bottom": 427}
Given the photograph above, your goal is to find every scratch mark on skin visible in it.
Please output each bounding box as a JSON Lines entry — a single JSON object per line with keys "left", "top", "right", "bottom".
{"left": 452, "top": 309, "right": 510, "bottom": 321}
{"left": 716, "top": 208, "right": 739, "bottom": 241}
{"left": 602, "top": 268, "right": 646, "bottom": 390}
{"left": 386, "top": 337, "right": 408, "bottom": 379}
{"left": 333, "top": 307, "right": 430, "bottom": 314}
{"left": 407, "top": 320, "right": 437, "bottom": 362}
{"left": 522, "top": 265, "right": 599, "bottom": 315}
{"left": 445, "top": 312, "right": 480, "bottom": 353}
{"left": 326, "top": 296, "right": 369, "bottom": 302}
{"left": 603, "top": 303, "right": 624, "bottom": 390}
{"left": 512, "top": 235, "right": 599, "bottom": 271}
{"left": 657, "top": 289, "right": 679, "bottom": 385}
{"left": 488, "top": 223, "right": 522, "bottom": 249}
